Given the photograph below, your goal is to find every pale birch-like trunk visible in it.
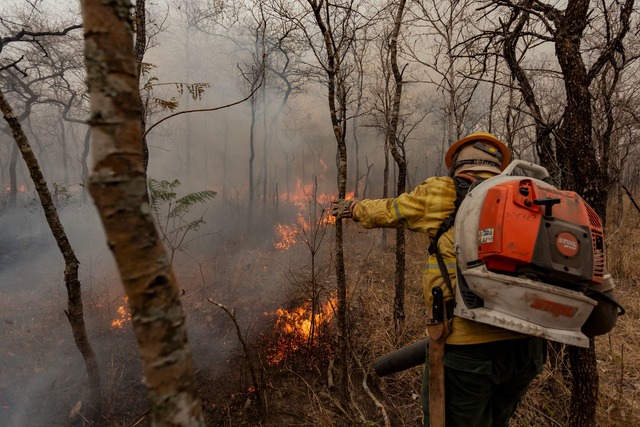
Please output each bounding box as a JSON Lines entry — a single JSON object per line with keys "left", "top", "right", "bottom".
{"left": 80, "top": 1, "right": 204, "bottom": 425}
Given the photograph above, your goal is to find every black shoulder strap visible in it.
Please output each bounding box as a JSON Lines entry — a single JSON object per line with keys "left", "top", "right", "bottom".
{"left": 428, "top": 173, "right": 484, "bottom": 298}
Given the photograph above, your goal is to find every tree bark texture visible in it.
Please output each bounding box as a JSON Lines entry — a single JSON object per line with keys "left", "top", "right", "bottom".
{"left": 8, "top": 142, "right": 18, "bottom": 208}
{"left": 308, "top": 0, "right": 349, "bottom": 399}
{"left": 388, "top": 0, "right": 407, "bottom": 336}
{"left": 554, "top": 0, "right": 599, "bottom": 203}
{"left": 133, "top": 0, "right": 150, "bottom": 174}
{"left": 0, "top": 88, "right": 102, "bottom": 422}
{"left": 500, "top": 0, "right": 634, "bottom": 424}
{"left": 79, "top": 1, "right": 204, "bottom": 426}
{"left": 553, "top": 2, "right": 600, "bottom": 424}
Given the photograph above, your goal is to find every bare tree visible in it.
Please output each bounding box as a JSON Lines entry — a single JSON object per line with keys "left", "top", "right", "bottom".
{"left": 190, "top": 0, "right": 304, "bottom": 224}
{"left": 305, "top": 0, "right": 351, "bottom": 397}
{"left": 273, "top": 0, "right": 371, "bottom": 397}
{"left": 80, "top": 0, "right": 204, "bottom": 425}
{"left": 490, "top": 0, "right": 636, "bottom": 424}
{"left": 0, "top": 9, "right": 101, "bottom": 422}
{"left": 0, "top": 86, "right": 102, "bottom": 425}
{"left": 386, "top": 0, "right": 408, "bottom": 336}
{"left": 1, "top": 10, "right": 83, "bottom": 204}
{"left": 409, "top": 0, "right": 485, "bottom": 144}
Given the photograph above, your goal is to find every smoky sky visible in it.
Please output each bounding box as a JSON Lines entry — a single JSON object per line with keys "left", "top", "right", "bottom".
{"left": 0, "top": 3, "right": 460, "bottom": 424}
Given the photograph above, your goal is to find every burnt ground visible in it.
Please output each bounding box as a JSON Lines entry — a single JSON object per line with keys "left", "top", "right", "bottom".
{"left": 0, "top": 202, "right": 351, "bottom": 427}
{"left": 1, "top": 200, "right": 640, "bottom": 427}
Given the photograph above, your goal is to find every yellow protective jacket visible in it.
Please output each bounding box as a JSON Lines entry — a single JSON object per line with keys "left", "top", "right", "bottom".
{"left": 352, "top": 175, "right": 524, "bottom": 344}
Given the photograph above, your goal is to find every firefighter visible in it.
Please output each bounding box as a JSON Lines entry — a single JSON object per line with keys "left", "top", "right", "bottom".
{"left": 331, "top": 132, "right": 545, "bottom": 427}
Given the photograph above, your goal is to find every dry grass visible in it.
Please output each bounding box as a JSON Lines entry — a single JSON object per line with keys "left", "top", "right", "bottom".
{"left": 188, "top": 201, "right": 640, "bottom": 427}
{"left": 1, "top": 197, "right": 638, "bottom": 426}
{"left": 270, "top": 198, "right": 640, "bottom": 427}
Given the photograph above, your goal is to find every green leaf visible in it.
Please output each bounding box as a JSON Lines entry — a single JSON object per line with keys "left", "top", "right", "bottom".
{"left": 169, "top": 190, "right": 216, "bottom": 218}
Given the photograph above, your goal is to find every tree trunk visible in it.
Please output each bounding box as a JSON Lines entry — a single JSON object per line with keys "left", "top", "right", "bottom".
{"left": 262, "top": 81, "right": 268, "bottom": 216}
{"left": 501, "top": 9, "right": 557, "bottom": 179}
{"left": 569, "top": 340, "right": 598, "bottom": 426}
{"left": 8, "top": 142, "right": 18, "bottom": 208}
{"left": 307, "top": 0, "right": 350, "bottom": 398}
{"left": 81, "top": 127, "right": 91, "bottom": 204}
{"left": 134, "top": 0, "right": 150, "bottom": 177}
{"left": 553, "top": 3, "right": 600, "bottom": 424}
{"left": 0, "top": 88, "right": 102, "bottom": 423}
{"left": 388, "top": 0, "right": 407, "bottom": 336}
{"left": 381, "top": 136, "right": 390, "bottom": 248}
{"left": 249, "top": 93, "right": 256, "bottom": 224}
{"left": 59, "top": 117, "right": 70, "bottom": 185}
{"left": 80, "top": 1, "right": 204, "bottom": 425}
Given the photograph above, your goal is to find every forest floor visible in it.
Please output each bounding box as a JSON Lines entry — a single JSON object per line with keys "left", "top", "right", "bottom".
{"left": 1, "top": 199, "right": 639, "bottom": 426}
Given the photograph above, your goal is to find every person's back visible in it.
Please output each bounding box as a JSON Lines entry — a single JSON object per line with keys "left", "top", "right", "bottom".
{"left": 333, "top": 132, "right": 545, "bottom": 426}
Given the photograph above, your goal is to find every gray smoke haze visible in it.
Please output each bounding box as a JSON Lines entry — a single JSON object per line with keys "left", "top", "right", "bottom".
{"left": 0, "top": 2, "right": 454, "bottom": 425}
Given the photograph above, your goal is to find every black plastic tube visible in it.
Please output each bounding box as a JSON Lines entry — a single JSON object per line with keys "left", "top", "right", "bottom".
{"left": 373, "top": 338, "right": 430, "bottom": 377}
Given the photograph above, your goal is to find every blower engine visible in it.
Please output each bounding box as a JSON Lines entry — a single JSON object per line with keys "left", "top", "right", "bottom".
{"left": 454, "top": 160, "right": 616, "bottom": 348}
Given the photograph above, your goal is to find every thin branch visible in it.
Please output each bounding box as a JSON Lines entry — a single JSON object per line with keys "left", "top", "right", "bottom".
{"left": 0, "top": 24, "right": 82, "bottom": 52}
{"left": 621, "top": 184, "right": 640, "bottom": 214}
{"left": 206, "top": 298, "right": 262, "bottom": 410}
{"left": 142, "top": 80, "right": 262, "bottom": 138}
{"left": 347, "top": 337, "right": 389, "bottom": 427}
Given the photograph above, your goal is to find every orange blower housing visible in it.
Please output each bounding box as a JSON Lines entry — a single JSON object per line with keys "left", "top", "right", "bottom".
{"left": 476, "top": 179, "right": 605, "bottom": 291}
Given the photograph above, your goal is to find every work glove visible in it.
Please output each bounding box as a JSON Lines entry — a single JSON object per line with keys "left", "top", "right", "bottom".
{"left": 331, "top": 199, "right": 358, "bottom": 219}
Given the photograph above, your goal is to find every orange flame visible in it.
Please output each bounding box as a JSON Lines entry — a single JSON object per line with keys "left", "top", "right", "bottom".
{"left": 265, "top": 298, "right": 336, "bottom": 366}
{"left": 111, "top": 296, "right": 131, "bottom": 328}
{"left": 274, "top": 179, "right": 354, "bottom": 249}
{"left": 273, "top": 299, "right": 333, "bottom": 337}
{"left": 4, "top": 184, "right": 28, "bottom": 193}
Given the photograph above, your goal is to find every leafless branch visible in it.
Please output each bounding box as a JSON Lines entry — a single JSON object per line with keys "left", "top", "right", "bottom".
{"left": 0, "top": 24, "right": 82, "bottom": 52}
{"left": 207, "top": 298, "right": 262, "bottom": 410}
{"left": 621, "top": 184, "right": 640, "bottom": 215}
{"left": 143, "top": 79, "right": 262, "bottom": 138}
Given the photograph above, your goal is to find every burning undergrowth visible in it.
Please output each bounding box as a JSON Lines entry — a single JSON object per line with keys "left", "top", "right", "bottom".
{"left": 260, "top": 297, "right": 336, "bottom": 370}
{"left": 110, "top": 295, "right": 131, "bottom": 329}
{"left": 273, "top": 178, "right": 353, "bottom": 251}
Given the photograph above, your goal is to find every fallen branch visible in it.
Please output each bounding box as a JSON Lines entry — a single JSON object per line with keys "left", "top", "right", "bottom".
{"left": 361, "top": 370, "right": 390, "bottom": 427}
{"left": 207, "top": 298, "right": 262, "bottom": 412}
{"left": 350, "top": 345, "right": 389, "bottom": 427}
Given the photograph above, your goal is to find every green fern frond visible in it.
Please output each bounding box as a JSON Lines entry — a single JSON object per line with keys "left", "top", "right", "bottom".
{"left": 148, "top": 178, "right": 181, "bottom": 210}
{"left": 174, "top": 218, "right": 205, "bottom": 234}
{"left": 175, "top": 83, "right": 185, "bottom": 97}
{"left": 169, "top": 190, "right": 216, "bottom": 218}
{"left": 187, "top": 83, "right": 210, "bottom": 101}
{"left": 140, "top": 62, "right": 156, "bottom": 77}
{"left": 147, "top": 178, "right": 214, "bottom": 258}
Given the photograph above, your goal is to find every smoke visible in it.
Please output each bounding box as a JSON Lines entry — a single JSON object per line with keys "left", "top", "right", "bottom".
{"left": 0, "top": 3, "right": 449, "bottom": 424}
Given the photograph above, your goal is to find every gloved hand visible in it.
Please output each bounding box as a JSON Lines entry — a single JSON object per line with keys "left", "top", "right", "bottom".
{"left": 331, "top": 199, "right": 357, "bottom": 219}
